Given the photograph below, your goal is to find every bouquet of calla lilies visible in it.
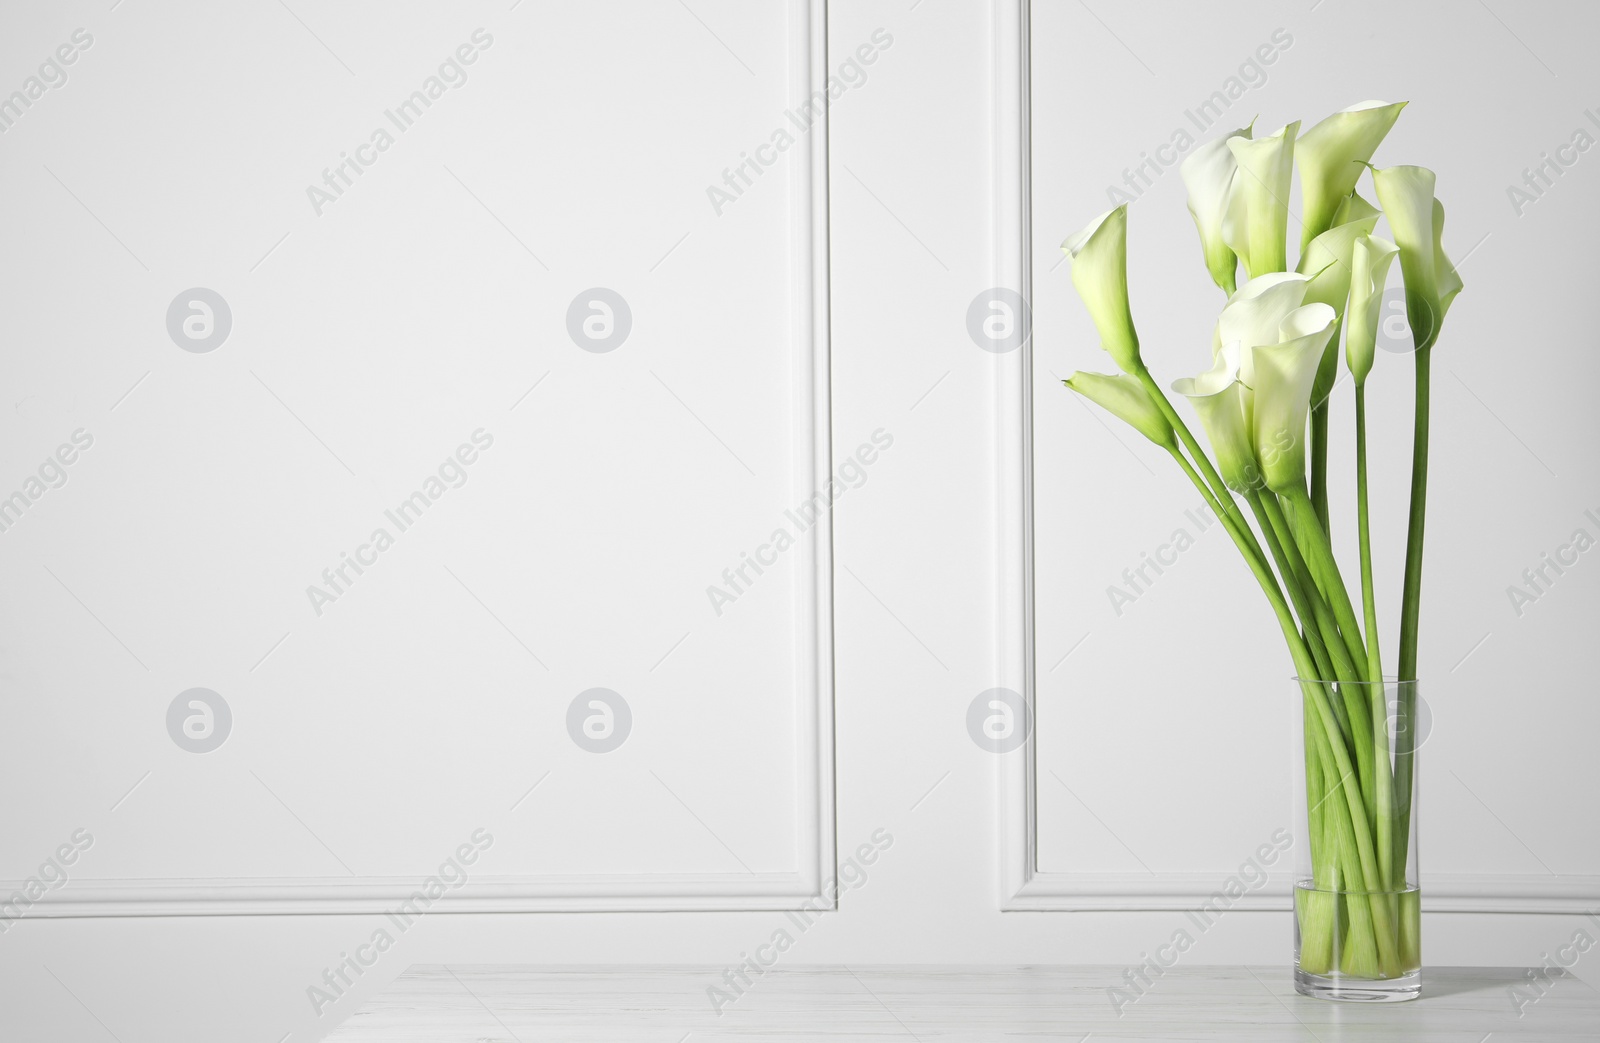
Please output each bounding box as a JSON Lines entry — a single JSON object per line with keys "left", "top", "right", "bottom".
{"left": 1061, "top": 101, "right": 1462, "bottom": 985}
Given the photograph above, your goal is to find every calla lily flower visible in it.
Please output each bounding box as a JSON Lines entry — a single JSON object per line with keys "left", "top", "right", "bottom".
{"left": 1213, "top": 271, "right": 1311, "bottom": 365}
{"left": 1296, "top": 101, "right": 1407, "bottom": 252}
{"left": 1172, "top": 343, "right": 1257, "bottom": 492}
{"left": 1251, "top": 303, "right": 1339, "bottom": 492}
{"left": 1297, "top": 198, "right": 1383, "bottom": 408}
{"left": 1201, "top": 275, "right": 1326, "bottom": 491}
{"left": 1224, "top": 121, "right": 1301, "bottom": 279}
{"left": 1372, "top": 166, "right": 1463, "bottom": 351}
{"left": 1181, "top": 123, "right": 1253, "bottom": 295}
{"left": 1346, "top": 234, "right": 1401, "bottom": 385}
{"left": 1298, "top": 202, "right": 1382, "bottom": 317}
{"left": 1064, "top": 371, "right": 1175, "bottom": 449}
{"left": 1062, "top": 206, "right": 1143, "bottom": 374}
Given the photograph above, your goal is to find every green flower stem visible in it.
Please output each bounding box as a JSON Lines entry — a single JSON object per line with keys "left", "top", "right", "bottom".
{"left": 1356, "top": 386, "right": 1397, "bottom": 891}
{"left": 1310, "top": 398, "right": 1331, "bottom": 534}
{"left": 1394, "top": 345, "right": 1432, "bottom": 887}
{"left": 1296, "top": 727, "right": 1345, "bottom": 975}
{"left": 1395, "top": 345, "right": 1433, "bottom": 671}
{"left": 1277, "top": 494, "right": 1400, "bottom": 976}
{"left": 1260, "top": 495, "right": 1388, "bottom": 889}
{"left": 1354, "top": 388, "right": 1384, "bottom": 682}
{"left": 1137, "top": 365, "right": 1272, "bottom": 577}
{"left": 1168, "top": 445, "right": 1390, "bottom": 975}
{"left": 1163, "top": 447, "right": 1313, "bottom": 674}
{"left": 1303, "top": 720, "right": 1332, "bottom": 889}
{"left": 1257, "top": 492, "right": 1379, "bottom": 831}
{"left": 1302, "top": 674, "right": 1401, "bottom": 977}
{"left": 1247, "top": 492, "right": 1345, "bottom": 718}
{"left": 1257, "top": 493, "right": 1364, "bottom": 692}
{"left": 1282, "top": 486, "right": 1372, "bottom": 681}
{"left": 1299, "top": 676, "right": 1388, "bottom": 978}
{"left": 1162, "top": 455, "right": 1354, "bottom": 821}
{"left": 1308, "top": 314, "right": 1346, "bottom": 538}
{"left": 1316, "top": 759, "right": 1344, "bottom": 892}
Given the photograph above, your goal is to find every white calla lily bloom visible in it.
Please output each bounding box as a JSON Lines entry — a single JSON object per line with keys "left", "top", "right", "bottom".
{"left": 1173, "top": 343, "right": 1257, "bottom": 493}
{"left": 1180, "top": 123, "right": 1253, "bottom": 294}
{"left": 1213, "top": 271, "right": 1311, "bottom": 365}
{"left": 1224, "top": 121, "right": 1301, "bottom": 279}
{"left": 1346, "top": 234, "right": 1401, "bottom": 386}
{"left": 1062, "top": 205, "right": 1143, "bottom": 374}
{"left": 1296, "top": 101, "right": 1407, "bottom": 252}
{"left": 1251, "top": 303, "right": 1339, "bottom": 492}
{"left": 1372, "top": 165, "right": 1463, "bottom": 351}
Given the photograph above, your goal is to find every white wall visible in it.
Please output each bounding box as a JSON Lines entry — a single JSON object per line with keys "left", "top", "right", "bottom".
{"left": 0, "top": 2, "right": 1595, "bottom": 1041}
{"left": 1, "top": 0, "right": 834, "bottom": 919}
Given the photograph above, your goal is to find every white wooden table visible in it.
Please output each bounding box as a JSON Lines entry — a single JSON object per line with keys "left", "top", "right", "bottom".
{"left": 325, "top": 965, "right": 1599, "bottom": 1041}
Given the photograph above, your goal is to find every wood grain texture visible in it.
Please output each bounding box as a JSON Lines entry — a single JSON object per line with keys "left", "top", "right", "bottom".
{"left": 325, "top": 964, "right": 1600, "bottom": 1041}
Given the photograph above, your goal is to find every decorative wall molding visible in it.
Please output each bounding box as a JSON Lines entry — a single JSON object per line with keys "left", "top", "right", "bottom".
{"left": 21, "top": 0, "right": 835, "bottom": 918}
{"left": 993, "top": 0, "right": 1599, "bottom": 916}
{"left": 23, "top": 873, "right": 829, "bottom": 917}
{"left": 1005, "top": 872, "right": 1600, "bottom": 915}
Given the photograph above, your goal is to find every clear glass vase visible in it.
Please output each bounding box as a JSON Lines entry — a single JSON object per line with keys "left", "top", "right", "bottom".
{"left": 1291, "top": 677, "right": 1422, "bottom": 1001}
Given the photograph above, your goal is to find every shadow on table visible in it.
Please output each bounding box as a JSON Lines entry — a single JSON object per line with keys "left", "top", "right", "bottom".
{"left": 1417, "top": 966, "right": 1561, "bottom": 1000}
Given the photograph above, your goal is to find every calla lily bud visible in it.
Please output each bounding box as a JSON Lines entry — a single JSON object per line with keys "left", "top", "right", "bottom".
{"left": 1346, "top": 234, "right": 1401, "bottom": 386}
{"left": 1372, "top": 165, "right": 1463, "bottom": 351}
{"left": 1224, "top": 121, "right": 1301, "bottom": 279}
{"left": 1181, "top": 123, "right": 1253, "bottom": 295}
{"left": 1296, "top": 101, "right": 1407, "bottom": 252}
{"left": 1062, "top": 206, "right": 1143, "bottom": 374}
{"left": 1173, "top": 344, "right": 1257, "bottom": 492}
{"left": 1252, "top": 303, "right": 1339, "bottom": 492}
{"left": 1064, "top": 371, "right": 1175, "bottom": 449}
{"left": 1296, "top": 199, "right": 1382, "bottom": 407}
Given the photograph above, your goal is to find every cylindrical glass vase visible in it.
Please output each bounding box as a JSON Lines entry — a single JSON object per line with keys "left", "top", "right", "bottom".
{"left": 1291, "top": 677, "right": 1422, "bottom": 1001}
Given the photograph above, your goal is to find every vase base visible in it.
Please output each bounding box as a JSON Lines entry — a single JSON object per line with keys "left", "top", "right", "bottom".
{"left": 1294, "top": 967, "right": 1421, "bottom": 1002}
